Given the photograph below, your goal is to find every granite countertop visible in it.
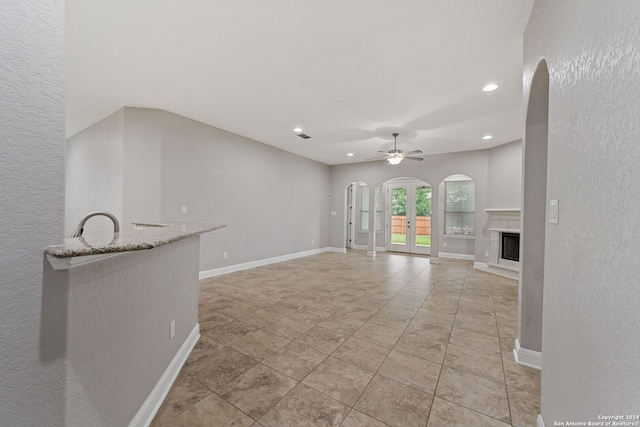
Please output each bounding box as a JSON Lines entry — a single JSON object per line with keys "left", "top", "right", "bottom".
{"left": 45, "top": 222, "right": 226, "bottom": 259}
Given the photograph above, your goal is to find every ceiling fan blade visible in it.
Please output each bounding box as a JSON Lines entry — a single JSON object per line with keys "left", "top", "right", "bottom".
{"left": 405, "top": 156, "right": 424, "bottom": 161}
{"left": 364, "top": 156, "right": 388, "bottom": 161}
{"left": 377, "top": 150, "right": 390, "bottom": 154}
{"left": 405, "top": 150, "right": 423, "bottom": 155}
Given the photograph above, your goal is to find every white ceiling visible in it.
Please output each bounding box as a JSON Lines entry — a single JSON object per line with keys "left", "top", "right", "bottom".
{"left": 67, "top": 0, "right": 534, "bottom": 166}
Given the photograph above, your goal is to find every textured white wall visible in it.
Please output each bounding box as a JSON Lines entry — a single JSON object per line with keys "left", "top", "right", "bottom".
{"left": 158, "top": 110, "right": 331, "bottom": 271}
{"left": 0, "top": 1, "right": 67, "bottom": 425}
{"left": 65, "top": 110, "right": 124, "bottom": 236}
{"left": 525, "top": 0, "right": 640, "bottom": 422}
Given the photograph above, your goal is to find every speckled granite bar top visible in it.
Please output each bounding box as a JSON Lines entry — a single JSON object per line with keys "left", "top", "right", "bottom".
{"left": 45, "top": 222, "right": 226, "bottom": 258}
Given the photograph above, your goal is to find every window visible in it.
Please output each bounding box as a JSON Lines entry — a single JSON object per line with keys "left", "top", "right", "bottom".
{"left": 444, "top": 178, "right": 475, "bottom": 235}
{"left": 374, "top": 185, "right": 382, "bottom": 231}
{"left": 359, "top": 185, "right": 383, "bottom": 232}
{"left": 360, "top": 185, "right": 369, "bottom": 231}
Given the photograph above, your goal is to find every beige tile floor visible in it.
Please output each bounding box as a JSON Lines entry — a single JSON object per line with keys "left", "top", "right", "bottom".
{"left": 151, "top": 251, "right": 540, "bottom": 427}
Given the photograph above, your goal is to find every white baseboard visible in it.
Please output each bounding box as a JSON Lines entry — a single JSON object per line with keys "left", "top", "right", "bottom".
{"left": 352, "top": 245, "right": 386, "bottom": 252}
{"left": 129, "top": 323, "right": 200, "bottom": 427}
{"left": 439, "top": 252, "right": 475, "bottom": 261}
{"left": 537, "top": 414, "right": 545, "bottom": 427}
{"left": 514, "top": 338, "right": 542, "bottom": 370}
{"left": 327, "top": 247, "right": 347, "bottom": 253}
{"left": 430, "top": 257, "right": 440, "bottom": 264}
{"left": 200, "top": 248, "right": 330, "bottom": 279}
{"left": 474, "top": 262, "right": 519, "bottom": 280}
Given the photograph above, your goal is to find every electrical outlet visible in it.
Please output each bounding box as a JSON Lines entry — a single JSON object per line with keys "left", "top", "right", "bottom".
{"left": 181, "top": 206, "right": 187, "bottom": 214}
{"left": 485, "top": 251, "right": 489, "bottom": 257}
{"left": 312, "top": 240, "right": 314, "bottom": 245}
{"left": 223, "top": 252, "right": 228, "bottom": 259}
{"left": 170, "top": 320, "right": 175, "bottom": 340}
{"left": 443, "top": 242, "right": 447, "bottom": 248}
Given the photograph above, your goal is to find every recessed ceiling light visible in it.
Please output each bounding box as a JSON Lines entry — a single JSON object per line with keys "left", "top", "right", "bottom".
{"left": 294, "top": 127, "right": 303, "bottom": 133}
{"left": 482, "top": 84, "right": 498, "bottom": 92}
{"left": 482, "top": 135, "right": 493, "bottom": 140}
{"left": 347, "top": 153, "right": 354, "bottom": 157}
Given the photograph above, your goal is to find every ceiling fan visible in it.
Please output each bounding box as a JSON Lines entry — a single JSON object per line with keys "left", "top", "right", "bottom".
{"left": 366, "top": 133, "right": 424, "bottom": 165}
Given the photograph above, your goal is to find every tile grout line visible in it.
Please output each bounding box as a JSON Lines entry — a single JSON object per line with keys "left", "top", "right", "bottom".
{"left": 492, "top": 273, "right": 516, "bottom": 427}
{"left": 425, "top": 262, "right": 461, "bottom": 427}
{"left": 431, "top": 264, "right": 514, "bottom": 427}
{"left": 161, "top": 254, "right": 531, "bottom": 426}
{"left": 334, "top": 259, "right": 433, "bottom": 427}
{"left": 303, "top": 258, "right": 431, "bottom": 426}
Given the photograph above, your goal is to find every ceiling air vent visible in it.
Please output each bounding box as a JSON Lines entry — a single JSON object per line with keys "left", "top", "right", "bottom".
{"left": 297, "top": 133, "right": 311, "bottom": 139}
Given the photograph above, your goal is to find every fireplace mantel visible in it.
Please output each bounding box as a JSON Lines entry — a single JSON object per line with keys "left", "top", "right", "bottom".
{"left": 484, "top": 208, "right": 521, "bottom": 214}
{"left": 489, "top": 228, "right": 521, "bottom": 233}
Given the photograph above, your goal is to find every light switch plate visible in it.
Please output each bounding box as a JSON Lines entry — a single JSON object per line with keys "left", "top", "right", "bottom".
{"left": 549, "top": 199, "right": 559, "bottom": 224}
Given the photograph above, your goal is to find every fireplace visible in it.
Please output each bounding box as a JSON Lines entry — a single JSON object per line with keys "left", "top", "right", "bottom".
{"left": 476, "top": 208, "right": 521, "bottom": 279}
{"left": 501, "top": 232, "right": 520, "bottom": 262}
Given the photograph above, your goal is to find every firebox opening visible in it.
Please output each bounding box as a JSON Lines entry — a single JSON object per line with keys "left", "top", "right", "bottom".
{"left": 501, "top": 233, "right": 520, "bottom": 262}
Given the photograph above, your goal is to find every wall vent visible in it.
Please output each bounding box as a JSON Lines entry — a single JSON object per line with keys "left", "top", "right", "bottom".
{"left": 297, "top": 133, "right": 311, "bottom": 139}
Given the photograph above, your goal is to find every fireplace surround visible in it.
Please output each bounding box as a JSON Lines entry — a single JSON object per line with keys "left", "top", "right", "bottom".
{"left": 474, "top": 209, "right": 521, "bottom": 279}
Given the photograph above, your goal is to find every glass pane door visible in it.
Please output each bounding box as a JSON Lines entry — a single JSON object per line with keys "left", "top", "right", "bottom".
{"left": 386, "top": 181, "right": 431, "bottom": 255}
{"left": 390, "top": 185, "right": 410, "bottom": 253}
{"left": 413, "top": 185, "right": 431, "bottom": 253}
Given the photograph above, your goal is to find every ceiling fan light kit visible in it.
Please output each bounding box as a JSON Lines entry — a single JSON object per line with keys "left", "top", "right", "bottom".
{"left": 387, "top": 154, "right": 403, "bottom": 165}
{"left": 366, "top": 133, "right": 424, "bottom": 165}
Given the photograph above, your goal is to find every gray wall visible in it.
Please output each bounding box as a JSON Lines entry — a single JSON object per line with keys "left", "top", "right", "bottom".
{"left": 65, "top": 107, "right": 163, "bottom": 236}
{"left": 65, "top": 107, "right": 331, "bottom": 272}
{"left": 65, "top": 237, "right": 200, "bottom": 426}
{"left": 487, "top": 140, "right": 522, "bottom": 208}
{"left": 158, "top": 110, "right": 331, "bottom": 271}
{"left": 0, "top": 1, "right": 67, "bottom": 425}
{"left": 66, "top": 110, "right": 124, "bottom": 236}
{"left": 329, "top": 149, "right": 492, "bottom": 261}
{"left": 123, "top": 107, "right": 163, "bottom": 228}
{"left": 67, "top": 107, "right": 520, "bottom": 267}
{"left": 525, "top": 0, "right": 640, "bottom": 422}
{"left": 519, "top": 63, "right": 548, "bottom": 354}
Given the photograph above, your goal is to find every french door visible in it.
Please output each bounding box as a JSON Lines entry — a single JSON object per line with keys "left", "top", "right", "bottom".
{"left": 386, "top": 182, "right": 431, "bottom": 255}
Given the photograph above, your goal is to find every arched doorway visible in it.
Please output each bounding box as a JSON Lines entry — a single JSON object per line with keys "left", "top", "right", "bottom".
{"left": 344, "top": 181, "right": 383, "bottom": 251}
{"left": 517, "top": 58, "right": 549, "bottom": 369}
